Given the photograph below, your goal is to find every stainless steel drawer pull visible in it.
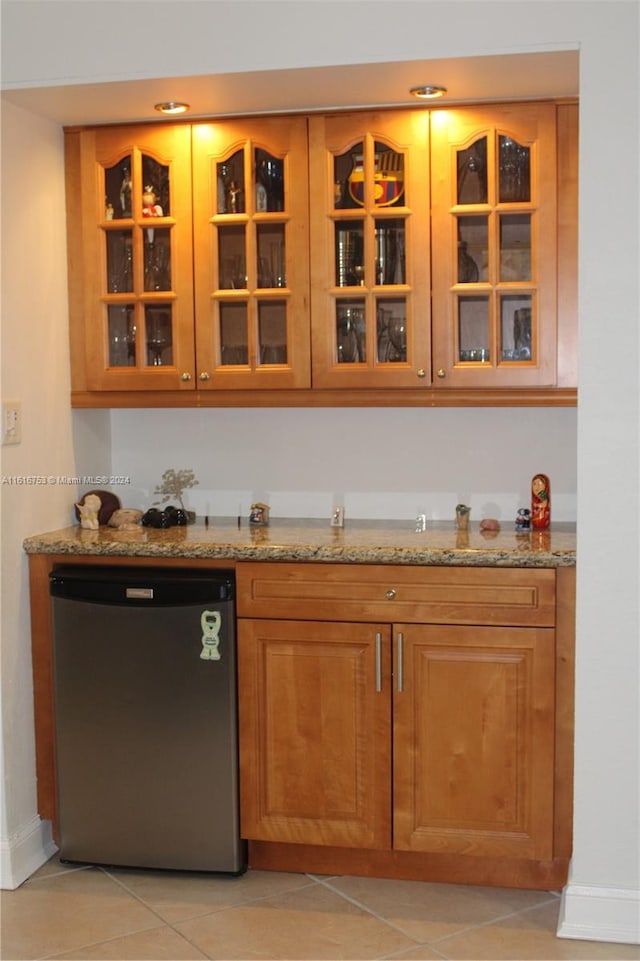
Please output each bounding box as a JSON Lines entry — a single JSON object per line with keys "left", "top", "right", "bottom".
{"left": 397, "top": 632, "right": 404, "bottom": 693}
{"left": 375, "top": 632, "right": 382, "bottom": 692}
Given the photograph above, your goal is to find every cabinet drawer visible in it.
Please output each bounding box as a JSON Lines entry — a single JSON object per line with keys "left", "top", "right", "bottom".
{"left": 236, "top": 562, "right": 556, "bottom": 626}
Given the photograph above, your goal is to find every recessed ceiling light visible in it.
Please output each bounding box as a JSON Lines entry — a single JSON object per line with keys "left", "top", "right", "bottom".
{"left": 154, "top": 101, "right": 190, "bottom": 115}
{"left": 410, "top": 85, "right": 447, "bottom": 100}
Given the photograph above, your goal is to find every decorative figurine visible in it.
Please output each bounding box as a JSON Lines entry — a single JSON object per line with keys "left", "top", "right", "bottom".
{"left": 455, "top": 504, "right": 471, "bottom": 531}
{"left": 516, "top": 508, "right": 531, "bottom": 531}
{"left": 119, "top": 167, "right": 132, "bottom": 216}
{"left": 76, "top": 492, "right": 101, "bottom": 530}
{"left": 105, "top": 201, "right": 114, "bottom": 220}
{"left": 249, "top": 502, "right": 270, "bottom": 526}
{"left": 142, "top": 185, "right": 163, "bottom": 218}
{"left": 531, "top": 473, "right": 551, "bottom": 529}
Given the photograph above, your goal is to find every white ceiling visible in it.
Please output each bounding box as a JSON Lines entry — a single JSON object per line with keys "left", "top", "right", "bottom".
{"left": 1, "top": 51, "right": 578, "bottom": 127}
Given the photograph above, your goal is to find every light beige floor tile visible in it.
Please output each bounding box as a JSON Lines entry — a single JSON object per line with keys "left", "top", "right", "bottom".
{"left": 435, "top": 900, "right": 640, "bottom": 960}
{"left": 175, "top": 881, "right": 420, "bottom": 960}
{"left": 25, "top": 855, "right": 90, "bottom": 882}
{"left": 45, "top": 924, "right": 209, "bottom": 960}
{"left": 324, "top": 876, "right": 557, "bottom": 943}
{"left": 106, "top": 867, "right": 317, "bottom": 923}
{"left": 0, "top": 868, "right": 163, "bottom": 961}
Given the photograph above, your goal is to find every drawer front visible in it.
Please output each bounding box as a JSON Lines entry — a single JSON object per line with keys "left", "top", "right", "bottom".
{"left": 236, "top": 562, "right": 556, "bottom": 626}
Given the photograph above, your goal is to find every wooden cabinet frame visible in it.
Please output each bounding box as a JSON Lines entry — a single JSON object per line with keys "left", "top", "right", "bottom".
{"left": 67, "top": 101, "right": 577, "bottom": 409}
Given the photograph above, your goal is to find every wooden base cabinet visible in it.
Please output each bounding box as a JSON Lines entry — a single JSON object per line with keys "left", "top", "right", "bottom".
{"left": 237, "top": 562, "right": 573, "bottom": 888}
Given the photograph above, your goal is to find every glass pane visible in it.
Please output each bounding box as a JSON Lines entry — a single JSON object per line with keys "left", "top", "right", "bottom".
{"left": 257, "top": 224, "right": 286, "bottom": 288}
{"left": 145, "top": 305, "right": 173, "bottom": 367}
{"left": 220, "top": 302, "right": 248, "bottom": 365}
{"left": 142, "top": 155, "right": 170, "bottom": 216}
{"left": 375, "top": 220, "right": 405, "bottom": 285}
{"left": 498, "top": 136, "right": 530, "bottom": 203}
{"left": 500, "top": 295, "right": 533, "bottom": 360}
{"left": 376, "top": 299, "right": 407, "bottom": 363}
{"left": 255, "top": 148, "right": 284, "bottom": 212}
{"left": 373, "top": 142, "right": 405, "bottom": 208}
{"left": 458, "top": 296, "right": 490, "bottom": 361}
{"left": 457, "top": 217, "right": 487, "bottom": 283}
{"left": 334, "top": 141, "right": 363, "bottom": 209}
{"left": 216, "top": 149, "right": 245, "bottom": 214}
{"left": 143, "top": 227, "right": 171, "bottom": 291}
{"left": 499, "top": 214, "right": 531, "bottom": 281}
{"left": 218, "top": 225, "right": 247, "bottom": 289}
{"left": 106, "top": 230, "right": 133, "bottom": 293}
{"left": 336, "top": 299, "right": 366, "bottom": 363}
{"left": 258, "top": 301, "right": 287, "bottom": 364}
{"left": 104, "top": 156, "right": 132, "bottom": 220}
{"left": 457, "top": 137, "right": 487, "bottom": 204}
{"left": 107, "top": 305, "right": 136, "bottom": 366}
{"left": 335, "top": 221, "right": 364, "bottom": 287}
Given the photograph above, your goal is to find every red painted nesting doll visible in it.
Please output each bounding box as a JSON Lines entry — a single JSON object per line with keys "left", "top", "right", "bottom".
{"left": 531, "top": 473, "right": 551, "bottom": 529}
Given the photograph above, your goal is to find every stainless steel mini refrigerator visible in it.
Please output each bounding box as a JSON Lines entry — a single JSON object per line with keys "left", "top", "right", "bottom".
{"left": 50, "top": 565, "right": 246, "bottom": 874}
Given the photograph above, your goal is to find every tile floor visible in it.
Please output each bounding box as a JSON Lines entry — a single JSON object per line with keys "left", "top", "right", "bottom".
{"left": 2, "top": 856, "right": 639, "bottom": 961}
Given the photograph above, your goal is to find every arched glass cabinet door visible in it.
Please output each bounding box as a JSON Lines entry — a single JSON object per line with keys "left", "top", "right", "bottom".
{"left": 191, "top": 116, "right": 310, "bottom": 390}
{"left": 430, "top": 103, "right": 557, "bottom": 389}
{"left": 309, "top": 111, "right": 431, "bottom": 390}
{"left": 65, "top": 123, "right": 195, "bottom": 392}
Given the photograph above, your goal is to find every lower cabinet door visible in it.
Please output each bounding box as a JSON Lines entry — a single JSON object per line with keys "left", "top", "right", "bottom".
{"left": 393, "top": 624, "right": 555, "bottom": 860}
{"left": 238, "top": 618, "right": 391, "bottom": 849}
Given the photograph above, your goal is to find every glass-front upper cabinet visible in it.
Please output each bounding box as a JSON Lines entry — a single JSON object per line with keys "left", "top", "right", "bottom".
{"left": 191, "top": 117, "right": 310, "bottom": 389}
{"left": 65, "top": 124, "right": 195, "bottom": 392}
{"left": 308, "top": 111, "right": 431, "bottom": 389}
{"left": 430, "top": 103, "right": 557, "bottom": 388}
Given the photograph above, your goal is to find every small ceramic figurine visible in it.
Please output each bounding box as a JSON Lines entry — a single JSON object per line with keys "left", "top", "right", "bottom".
{"left": 76, "top": 492, "right": 101, "bottom": 530}
{"left": 455, "top": 504, "right": 471, "bottom": 531}
{"left": 531, "top": 473, "right": 551, "bottom": 529}
{"left": 249, "top": 502, "right": 270, "bottom": 526}
{"left": 516, "top": 508, "right": 531, "bottom": 531}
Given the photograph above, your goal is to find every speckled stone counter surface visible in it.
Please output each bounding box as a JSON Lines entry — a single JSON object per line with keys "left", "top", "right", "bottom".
{"left": 23, "top": 519, "right": 576, "bottom": 568}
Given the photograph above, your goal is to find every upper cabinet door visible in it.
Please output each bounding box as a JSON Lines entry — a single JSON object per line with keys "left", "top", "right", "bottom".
{"left": 430, "top": 103, "right": 557, "bottom": 389}
{"left": 67, "top": 124, "right": 195, "bottom": 392}
{"left": 191, "top": 117, "right": 310, "bottom": 389}
{"left": 309, "top": 111, "right": 431, "bottom": 389}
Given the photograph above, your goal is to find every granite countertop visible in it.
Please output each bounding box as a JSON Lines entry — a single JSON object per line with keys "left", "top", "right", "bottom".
{"left": 23, "top": 518, "right": 576, "bottom": 568}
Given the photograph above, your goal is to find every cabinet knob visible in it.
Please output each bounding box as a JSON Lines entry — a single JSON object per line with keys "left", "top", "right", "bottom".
{"left": 385, "top": 588, "right": 397, "bottom": 600}
{"left": 181, "top": 372, "right": 192, "bottom": 382}
{"left": 437, "top": 368, "right": 446, "bottom": 379}
{"left": 416, "top": 368, "right": 427, "bottom": 379}
{"left": 199, "top": 372, "right": 211, "bottom": 381}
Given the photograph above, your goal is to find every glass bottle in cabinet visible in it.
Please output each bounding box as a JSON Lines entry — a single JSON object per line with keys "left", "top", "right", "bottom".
{"left": 65, "top": 124, "right": 195, "bottom": 393}
{"left": 309, "top": 111, "right": 430, "bottom": 389}
{"left": 191, "top": 117, "right": 310, "bottom": 389}
{"left": 430, "top": 103, "right": 557, "bottom": 388}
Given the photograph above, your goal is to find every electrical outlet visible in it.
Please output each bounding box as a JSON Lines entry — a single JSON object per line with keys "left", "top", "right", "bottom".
{"left": 2, "top": 400, "right": 22, "bottom": 445}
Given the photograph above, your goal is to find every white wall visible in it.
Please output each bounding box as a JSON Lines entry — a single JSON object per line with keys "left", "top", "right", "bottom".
{"left": 1, "top": 0, "right": 638, "bottom": 945}
{"left": 0, "top": 100, "right": 112, "bottom": 885}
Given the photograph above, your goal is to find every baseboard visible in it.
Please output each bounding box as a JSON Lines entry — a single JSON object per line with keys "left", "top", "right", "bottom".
{"left": 557, "top": 883, "right": 640, "bottom": 945}
{"left": 0, "top": 815, "right": 58, "bottom": 890}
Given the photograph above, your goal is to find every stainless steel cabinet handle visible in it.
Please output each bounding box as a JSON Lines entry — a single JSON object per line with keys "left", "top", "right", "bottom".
{"left": 396, "top": 632, "right": 404, "bottom": 693}
{"left": 385, "top": 588, "right": 396, "bottom": 600}
{"left": 375, "top": 632, "right": 382, "bottom": 693}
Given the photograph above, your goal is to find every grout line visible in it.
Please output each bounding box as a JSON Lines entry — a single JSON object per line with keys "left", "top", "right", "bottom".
{"left": 426, "top": 893, "right": 561, "bottom": 947}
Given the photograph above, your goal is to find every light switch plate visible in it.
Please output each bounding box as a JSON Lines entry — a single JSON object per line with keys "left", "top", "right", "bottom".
{"left": 2, "top": 400, "right": 22, "bottom": 445}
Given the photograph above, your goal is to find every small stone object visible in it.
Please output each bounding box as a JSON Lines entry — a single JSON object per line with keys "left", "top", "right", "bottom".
{"left": 108, "top": 508, "right": 143, "bottom": 529}
{"left": 480, "top": 518, "right": 500, "bottom": 531}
